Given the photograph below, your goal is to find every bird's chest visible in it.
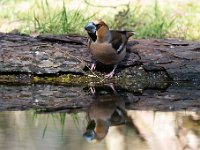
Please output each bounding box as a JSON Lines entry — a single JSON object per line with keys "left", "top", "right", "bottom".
{"left": 89, "top": 42, "right": 118, "bottom": 64}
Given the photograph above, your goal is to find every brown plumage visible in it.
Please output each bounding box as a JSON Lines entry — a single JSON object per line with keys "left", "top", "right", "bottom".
{"left": 84, "top": 19, "right": 134, "bottom": 78}
{"left": 83, "top": 85, "right": 126, "bottom": 142}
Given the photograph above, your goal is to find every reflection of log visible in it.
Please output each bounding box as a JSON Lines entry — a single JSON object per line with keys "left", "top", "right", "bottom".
{"left": 126, "top": 82, "right": 200, "bottom": 111}
{"left": 0, "top": 33, "right": 200, "bottom": 81}
{"left": 0, "top": 83, "right": 199, "bottom": 111}
{"left": 0, "top": 85, "right": 93, "bottom": 111}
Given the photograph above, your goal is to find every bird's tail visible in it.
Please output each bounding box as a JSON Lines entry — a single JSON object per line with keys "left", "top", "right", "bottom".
{"left": 126, "top": 31, "right": 135, "bottom": 38}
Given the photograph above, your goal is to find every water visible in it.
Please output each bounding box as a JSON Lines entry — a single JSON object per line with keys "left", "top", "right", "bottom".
{"left": 0, "top": 82, "right": 199, "bottom": 150}
{"left": 0, "top": 111, "right": 199, "bottom": 150}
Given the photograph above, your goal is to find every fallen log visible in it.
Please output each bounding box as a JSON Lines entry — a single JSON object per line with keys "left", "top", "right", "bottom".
{"left": 0, "top": 33, "right": 200, "bottom": 112}
{"left": 0, "top": 33, "right": 200, "bottom": 82}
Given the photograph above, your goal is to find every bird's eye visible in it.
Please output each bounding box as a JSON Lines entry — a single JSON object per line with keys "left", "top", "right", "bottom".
{"left": 95, "top": 24, "right": 102, "bottom": 30}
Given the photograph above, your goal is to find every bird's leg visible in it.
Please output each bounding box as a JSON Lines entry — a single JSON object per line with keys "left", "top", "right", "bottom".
{"left": 105, "top": 64, "right": 118, "bottom": 78}
{"left": 105, "top": 83, "right": 117, "bottom": 94}
{"left": 90, "top": 59, "right": 96, "bottom": 71}
{"left": 89, "top": 86, "right": 96, "bottom": 95}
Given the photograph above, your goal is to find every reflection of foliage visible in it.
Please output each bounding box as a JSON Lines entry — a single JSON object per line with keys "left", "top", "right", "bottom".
{"left": 182, "top": 115, "right": 200, "bottom": 136}
{"left": 31, "top": 111, "right": 67, "bottom": 137}
{"left": 42, "top": 115, "right": 49, "bottom": 138}
{"left": 31, "top": 111, "right": 84, "bottom": 137}
{"left": 71, "top": 113, "right": 82, "bottom": 131}
{"left": 59, "top": 113, "right": 66, "bottom": 136}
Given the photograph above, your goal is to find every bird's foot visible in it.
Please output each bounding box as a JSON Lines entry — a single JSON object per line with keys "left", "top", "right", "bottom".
{"left": 105, "top": 71, "right": 115, "bottom": 79}
{"left": 105, "top": 64, "right": 118, "bottom": 79}
{"left": 90, "top": 63, "right": 96, "bottom": 71}
{"left": 105, "top": 83, "right": 117, "bottom": 94}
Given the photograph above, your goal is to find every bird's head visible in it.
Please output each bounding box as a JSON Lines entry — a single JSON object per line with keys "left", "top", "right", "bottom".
{"left": 85, "top": 20, "right": 109, "bottom": 41}
{"left": 83, "top": 119, "right": 109, "bottom": 142}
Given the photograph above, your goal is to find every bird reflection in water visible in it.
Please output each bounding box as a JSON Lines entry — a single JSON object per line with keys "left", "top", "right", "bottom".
{"left": 83, "top": 84, "right": 127, "bottom": 142}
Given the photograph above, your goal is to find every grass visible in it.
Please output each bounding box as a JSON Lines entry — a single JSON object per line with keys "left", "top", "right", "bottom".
{"left": 31, "top": 110, "right": 87, "bottom": 137}
{"left": 110, "top": 0, "right": 175, "bottom": 39}
{"left": 30, "top": 0, "right": 91, "bottom": 34}
{"left": 0, "top": 0, "right": 200, "bottom": 40}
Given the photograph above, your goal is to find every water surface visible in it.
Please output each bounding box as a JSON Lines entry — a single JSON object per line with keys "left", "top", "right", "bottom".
{"left": 0, "top": 82, "right": 199, "bottom": 150}
{"left": 0, "top": 110, "right": 199, "bottom": 150}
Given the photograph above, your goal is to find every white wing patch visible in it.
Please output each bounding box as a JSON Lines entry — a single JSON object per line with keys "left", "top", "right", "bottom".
{"left": 117, "top": 43, "right": 125, "bottom": 54}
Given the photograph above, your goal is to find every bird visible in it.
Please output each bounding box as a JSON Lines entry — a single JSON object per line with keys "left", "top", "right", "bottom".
{"left": 84, "top": 19, "right": 134, "bottom": 78}
{"left": 83, "top": 84, "right": 126, "bottom": 142}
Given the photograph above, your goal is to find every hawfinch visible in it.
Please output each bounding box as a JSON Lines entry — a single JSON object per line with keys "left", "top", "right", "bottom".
{"left": 84, "top": 20, "right": 134, "bottom": 78}
{"left": 83, "top": 85, "right": 126, "bottom": 142}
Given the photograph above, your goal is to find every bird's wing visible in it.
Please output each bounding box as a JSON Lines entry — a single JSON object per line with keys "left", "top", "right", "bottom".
{"left": 110, "top": 31, "right": 127, "bottom": 54}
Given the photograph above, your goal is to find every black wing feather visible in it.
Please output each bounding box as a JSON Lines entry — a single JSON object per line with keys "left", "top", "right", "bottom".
{"left": 110, "top": 30, "right": 127, "bottom": 54}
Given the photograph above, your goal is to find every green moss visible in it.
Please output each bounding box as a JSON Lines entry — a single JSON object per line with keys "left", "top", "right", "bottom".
{"left": 0, "top": 65, "right": 170, "bottom": 89}
{"left": 0, "top": 75, "right": 18, "bottom": 83}
{"left": 33, "top": 76, "right": 40, "bottom": 82}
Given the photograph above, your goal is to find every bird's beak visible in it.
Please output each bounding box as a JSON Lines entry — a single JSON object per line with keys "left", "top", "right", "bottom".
{"left": 83, "top": 120, "right": 96, "bottom": 142}
{"left": 83, "top": 130, "right": 95, "bottom": 142}
{"left": 85, "top": 22, "right": 96, "bottom": 33}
